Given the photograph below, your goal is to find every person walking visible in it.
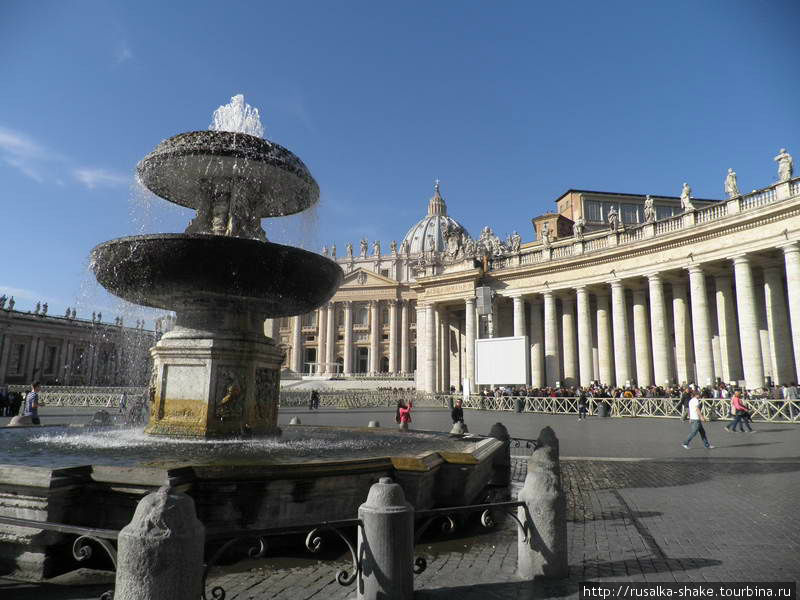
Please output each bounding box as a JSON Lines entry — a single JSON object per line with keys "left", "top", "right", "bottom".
{"left": 22, "top": 382, "right": 42, "bottom": 425}
{"left": 451, "top": 398, "right": 468, "bottom": 432}
{"left": 725, "top": 392, "right": 754, "bottom": 433}
{"left": 683, "top": 392, "right": 714, "bottom": 449}
{"left": 577, "top": 390, "right": 589, "bottom": 421}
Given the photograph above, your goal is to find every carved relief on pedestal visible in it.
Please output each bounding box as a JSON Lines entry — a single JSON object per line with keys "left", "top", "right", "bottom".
{"left": 253, "top": 367, "right": 279, "bottom": 423}
{"left": 214, "top": 367, "right": 246, "bottom": 420}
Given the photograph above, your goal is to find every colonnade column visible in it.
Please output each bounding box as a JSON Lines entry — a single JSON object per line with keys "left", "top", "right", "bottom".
{"left": 714, "top": 275, "right": 742, "bottom": 384}
{"left": 388, "top": 300, "right": 398, "bottom": 373}
{"left": 317, "top": 308, "right": 326, "bottom": 374}
{"left": 632, "top": 289, "right": 653, "bottom": 386}
{"left": 416, "top": 305, "right": 427, "bottom": 392}
{"left": 529, "top": 299, "right": 544, "bottom": 387}
{"left": 400, "top": 301, "right": 410, "bottom": 373}
{"left": 326, "top": 303, "right": 335, "bottom": 374}
{"left": 611, "top": 281, "right": 631, "bottom": 386}
{"left": 783, "top": 243, "right": 800, "bottom": 382}
{"left": 575, "top": 287, "right": 593, "bottom": 386}
{"left": 730, "top": 256, "right": 765, "bottom": 390}
{"left": 687, "top": 266, "right": 715, "bottom": 387}
{"left": 596, "top": 292, "right": 614, "bottom": 386}
{"left": 647, "top": 274, "right": 670, "bottom": 386}
{"left": 369, "top": 300, "right": 380, "bottom": 374}
{"left": 465, "top": 297, "right": 476, "bottom": 392}
{"left": 440, "top": 309, "right": 450, "bottom": 392}
{"left": 343, "top": 301, "right": 353, "bottom": 375}
{"left": 291, "top": 316, "right": 303, "bottom": 373}
{"left": 513, "top": 296, "right": 526, "bottom": 337}
{"left": 764, "top": 267, "right": 794, "bottom": 385}
{"left": 672, "top": 283, "right": 693, "bottom": 384}
{"left": 425, "top": 304, "right": 437, "bottom": 393}
{"left": 561, "top": 295, "right": 577, "bottom": 386}
{"left": 543, "top": 291, "right": 560, "bottom": 387}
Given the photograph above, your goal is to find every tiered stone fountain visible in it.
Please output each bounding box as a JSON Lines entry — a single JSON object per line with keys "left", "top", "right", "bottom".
{"left": 91, "top": 95, "right": 343, "bottom": 437}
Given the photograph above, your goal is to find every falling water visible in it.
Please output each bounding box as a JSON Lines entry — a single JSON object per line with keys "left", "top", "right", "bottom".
{"left": 209, "top": 94, "right": 265, "bottom": 138}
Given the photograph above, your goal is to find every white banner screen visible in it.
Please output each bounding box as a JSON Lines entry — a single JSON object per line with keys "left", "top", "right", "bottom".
{"left": 474, "top": 336, "right": 529, "bottom": 385}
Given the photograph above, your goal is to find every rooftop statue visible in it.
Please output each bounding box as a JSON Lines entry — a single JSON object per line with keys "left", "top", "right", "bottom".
{"left": 643, "top": 195, "right": 656, "bottom": 223}
{"left": 573, "top": 216, "right": 586, "bottom": 240}
{"left": 725, "top": 168, "right": 740, "bottom": 198}
{"left": 330, "top": 243, "right": 336, "bottom": 259}
{"left": 390, "top": 240, "right": 397, "bottom": 255}
{"left": 680, "top": 183, "right": 695, "bottom": 212}
{"left": 346, "top": 242, "right": 353, "bottom": 258}
{"left": 373, "top": 240, "right": 381, "bottom": 256}
{"left": 775, "top": 148, "right": 793, "bottom": 182}
{"left": 607, "top": 206, "right": 619, "bottom": 231}
{"left": 360, "top": 238, "right": 368, "bottom": 258}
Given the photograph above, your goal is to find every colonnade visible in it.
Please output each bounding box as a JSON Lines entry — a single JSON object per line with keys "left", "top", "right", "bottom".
{"left": 284, "top": 299, "right": 415, "bottom": 375}
{"left": 417, "top": 242, "right": 800, "bottom": 393}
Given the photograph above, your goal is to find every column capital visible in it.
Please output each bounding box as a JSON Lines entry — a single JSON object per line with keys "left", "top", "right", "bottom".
{"left": 781, "top": 241, "right": 800, "bottom": 256}
{"left": 574, "top": 285, "right": 588, "bottom": 293}
{"left": 542, "top": 289, "right": 555, "bottom": 299}
{"left": 686, "top": 264, "right": 705, "bottom": 275}
{"left": 731, "top": 254, "right": 752, "bottom": 266}
{"left": 387, "top": 298, "right": 399, "bottom": 307}
{"left": 610, "top": 280, "right": 626, "bottom": 290}
{"left": 465, "top": 296, "right": 476, "bottom": 306}
{"left": 646, "top": 272, "right": 663, "bottom": 283}
{"left": 341, "top": 300, "right": 353, "bottom": 309}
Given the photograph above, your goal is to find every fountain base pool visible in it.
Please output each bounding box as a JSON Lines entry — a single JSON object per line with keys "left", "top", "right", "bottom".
{"left": 0, "top": 424, "right": 507, "bottom": 581}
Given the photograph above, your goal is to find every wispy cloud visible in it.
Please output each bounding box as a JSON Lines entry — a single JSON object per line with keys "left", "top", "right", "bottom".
{"left": 0, "top": 127, "right": 58, "bottom": 182}
{"left": 74, "top": 167, "right": 130, "bottom": 189}
{"left": 114, "top": 41, "right": 133, "bottom": 65}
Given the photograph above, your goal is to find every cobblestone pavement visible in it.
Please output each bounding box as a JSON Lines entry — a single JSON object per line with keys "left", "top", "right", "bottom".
{"left": 199, "top": 456, "right": 800, "bottom": 600}
{"left": 2, "top": 411, "right": 798, "bottom": 599}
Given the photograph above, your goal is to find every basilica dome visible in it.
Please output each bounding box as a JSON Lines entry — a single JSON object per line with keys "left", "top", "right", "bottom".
{"left": 401, "top": 182, "right": 469, "bottom": 255}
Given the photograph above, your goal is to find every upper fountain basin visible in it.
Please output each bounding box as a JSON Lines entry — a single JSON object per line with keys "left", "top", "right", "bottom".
{"left": 90, "top": 233, "right": 343, "bottom": 316}
{"left": 137, "top": 131, "right": 320, "bottom": 218}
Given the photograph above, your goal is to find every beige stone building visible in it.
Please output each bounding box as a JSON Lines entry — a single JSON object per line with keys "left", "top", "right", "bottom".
{"left": 271, "top": 165, "right": 800, "bottom": 393}
{"left": 0, "top": 307, "right": 155, "bottom": 387}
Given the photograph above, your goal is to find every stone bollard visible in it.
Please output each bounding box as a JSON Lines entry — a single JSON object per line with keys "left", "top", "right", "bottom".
{"left": 517, "top": 426, "right": 567, "bottom": 580}
{"left": 289, "top": 416, "right": 301, "bottom": 425}
{"left": 115, "top": 486, "right": 205, "bottom": 600}
{"left": 358, "top": 477, "right": 414, "bottom": 600}
{"left": 488, "top": 422, "right": 511, "bottom": 487}
{"left": 367, "top": 420, "right": 380, "bottom": 428}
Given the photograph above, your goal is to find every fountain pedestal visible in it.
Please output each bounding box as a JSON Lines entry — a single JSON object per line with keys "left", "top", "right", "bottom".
{"left": 146, "top": 306, "right": 283, "bottom": 437}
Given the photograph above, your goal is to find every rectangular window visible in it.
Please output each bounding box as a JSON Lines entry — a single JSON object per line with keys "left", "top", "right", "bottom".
{"left": 8, "top": 343, "right": 26, "bottom": 374}
{"left": 381, "top": 269, "right": 389, "bottom": 278}
{"left": 621, "top": 203, "right": 640, "bottom": 224}
{"left": 45, "top": 346, "right": 58, "bottom": 375}
{"left": 656, "top": 205, "right": 676, "bottom": 220}
{"left": 584, "top": 200, "right": 603, "bottom": 222}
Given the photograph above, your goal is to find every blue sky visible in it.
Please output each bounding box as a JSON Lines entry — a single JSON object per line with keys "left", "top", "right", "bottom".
{"left": 1, "top": 0, "right": 798, "bottom": 323}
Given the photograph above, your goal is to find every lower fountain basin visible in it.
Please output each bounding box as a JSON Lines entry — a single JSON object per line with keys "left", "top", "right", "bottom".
{"left": 0, "top": 425, "right": 506, "bottom": 581}
{"left": 90, "top": 234, "right": 343, "bottom": 317}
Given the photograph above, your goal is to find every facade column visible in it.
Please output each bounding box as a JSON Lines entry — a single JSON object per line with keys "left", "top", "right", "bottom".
{"left": 561, "top": 294, "right": 577, "bottom": 386}
{"left": 715, "top": 275, "right": 742, "bottom": 384}
{"left": 596, "top": 292, "right": 614, "bottom": 385}
{"left": 764, "top": 267, "right": 794, "bottom": 385}
{"left": 782, "top": 243, "right": 800, "bottom": 382}
{"left": 611, "top": 281, "right": 631, "bottom": 387}
{"left": 687, "top": 266, "right": 716, "bottom": 387}
{"left": 513, "top": 296, "right": 526, "bottom": 337}
{"left": 425, "top": 304, "right": 437, "bottom": 393}
{"left": 440, "top": 309, "right": 450, "bottom": 392}
{"left": 343, "top": 301, "right": 353, "bottom": 375}
{"left": 648, "top": 274, "right": 670, "bottom": 386}
{"left": 400, "top": 301, "right": 410, "bottom": 374}
{"left": 465, "top": 297, "right": 476, "bottom": 392}
{"left": 632, "top": 288, "right": 653, "bottom": 386}
{"left": 326, "top": 303, "right": 336, "bottom": 374}
{"left": 576, "top": 287, "right": 593, "bottom": 386}
{"left": 388, "top": 300, "right": 398, "bottom": 373}
{"left": 291, "top": 316, "right": 303, "bottom": 373}
{"left": 0, "top": 332, "right": 12, "bottom": 384}
{"left": 732, "top": 256, "right": 765, "bottom": 390}
{"left": 316, "top": 308, "right": 326, "bottom": 374}
{"left": 672, "top": 283, "right": 693, "bottom": 384}
{"left": 369, "top": 300, "right": 380, "bottom": 374}
{"left": 543, "top": 291, "right": 560, "bottom": 387}
{"left": 529, "top": 299, "right": 544, "bottom": 387}
{"left": 416, "top": 305, "right": 427, "bottom": 392}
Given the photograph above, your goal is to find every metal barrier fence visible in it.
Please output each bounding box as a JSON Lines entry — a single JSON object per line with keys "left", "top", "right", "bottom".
{"left": 278, "top": 390, "right": 441, "bottom": 409}
{"left": 433, "top": 394, "right": 800, "bottom": 423}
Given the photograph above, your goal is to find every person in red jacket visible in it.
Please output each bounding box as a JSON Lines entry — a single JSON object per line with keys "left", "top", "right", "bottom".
{"left": 396, "top": 399, "right": 413, "bottom": 430}
{"left": 725, "top": 392, "right": 754, "bottom": 433}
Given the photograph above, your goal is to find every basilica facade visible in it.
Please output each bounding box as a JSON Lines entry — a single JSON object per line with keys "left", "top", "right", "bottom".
{"left": 269, "top": 155, "right": 800, "bottom": 393}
